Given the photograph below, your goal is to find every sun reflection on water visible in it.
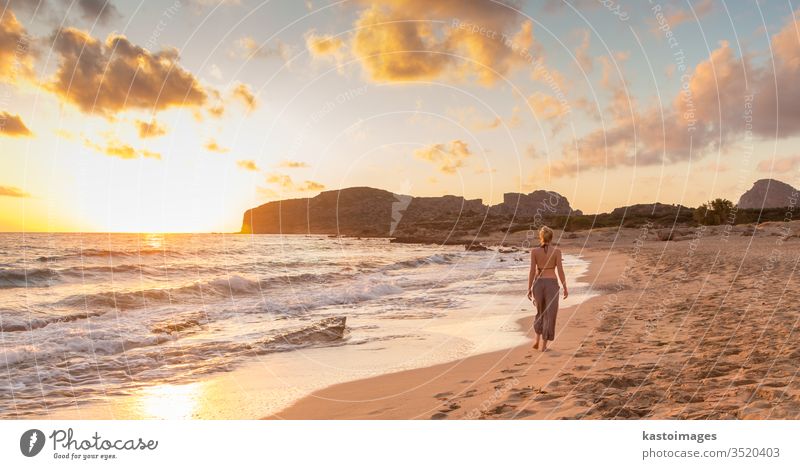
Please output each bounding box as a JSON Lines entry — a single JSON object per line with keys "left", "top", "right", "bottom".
{"left": 138, "top": 382, "right": 202, "bottom": 419}
{"left": 142, "top": 233, "right": 166, "bottom": 250}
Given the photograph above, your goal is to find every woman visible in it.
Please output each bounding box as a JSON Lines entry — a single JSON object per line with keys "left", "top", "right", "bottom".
{"left": 526, "top": 226, "right": 568, "bottom": 352}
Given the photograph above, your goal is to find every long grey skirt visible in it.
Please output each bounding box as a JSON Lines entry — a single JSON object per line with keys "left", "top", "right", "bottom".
{"left": 532, "top": 278, "right": 560, "bottom": 341}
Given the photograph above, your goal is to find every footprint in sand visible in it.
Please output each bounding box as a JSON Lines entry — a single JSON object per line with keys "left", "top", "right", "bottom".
{"left": 490, "top": 376, "right": 513, "bottom": 383}
{"left": 488, "top": 404, "right": 516, "bottom": 415}
{"left": 433, "top": 392, "right": 454, "bottom": 400}
{"left": 430, "top": 412, "right": 448, "bottom": 420}
{"left": 437, "top": 402, "right": 461, "bottom": 414}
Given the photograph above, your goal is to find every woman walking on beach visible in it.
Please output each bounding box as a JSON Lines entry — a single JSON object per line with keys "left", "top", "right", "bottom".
{"left": 527, "top": 226, "right": 568, "bottom": 352}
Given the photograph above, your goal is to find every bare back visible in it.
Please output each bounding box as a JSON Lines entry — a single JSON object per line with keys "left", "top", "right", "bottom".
{"left": 531, "top": 246, "right": 561, "bottom": 280}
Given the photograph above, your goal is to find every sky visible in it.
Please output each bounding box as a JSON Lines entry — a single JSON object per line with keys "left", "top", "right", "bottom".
{"left": 1, "top": 0, "right": 800, "bottom": 232}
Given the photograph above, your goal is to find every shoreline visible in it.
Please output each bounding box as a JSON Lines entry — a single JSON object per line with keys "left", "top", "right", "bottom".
{"left": 269, "top": 248, "right": 628, "bottom": 419}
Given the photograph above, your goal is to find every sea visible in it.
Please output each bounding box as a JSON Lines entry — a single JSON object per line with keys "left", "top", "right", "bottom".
{"left": 0, "top": 233, "right": 590, "bottom": 418}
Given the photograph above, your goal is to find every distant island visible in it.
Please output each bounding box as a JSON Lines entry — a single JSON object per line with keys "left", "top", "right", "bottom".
{"left": 241, "top": 179, "right": 798, "bottom": 244}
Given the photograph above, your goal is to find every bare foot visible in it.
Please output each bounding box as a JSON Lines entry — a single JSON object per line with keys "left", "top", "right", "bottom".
{"left": 532, "top": 341, "right": 539, "bottom": 350}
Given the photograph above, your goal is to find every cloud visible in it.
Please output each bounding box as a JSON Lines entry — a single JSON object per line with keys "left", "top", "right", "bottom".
{"left": 0, "top": 9, "right": 35, "bottom": 81}
{"left": 205, "top": 89, "right": 225, "bottom": 119}
{"left": 305, "top": 31, "right": 344, "bottom": 58}
{"left": 209, "top": 63, "right": 223, "bottom": 80}
{"left": 574, "top": 29, "right": 592, "bottom": 73}
{"left": 652, "top": 0, "right": 715, "bottom": 32}
{"left": 47, "top": 27, "right": 209, "bottom": 117}
{"left": 540, "top": 13, "right": 800, "bottom": 179}
{"left": 278, "top": 160, "right": 310, "bottom": 168}
{"left": 236, "top": 159, "right": 259, "bottom": 171}
{"left": 232, "top": 82, "right": 257, "bottom": 111}
{"left": 0, "top": 111, "right": 32, "bottom": 137}
{"left": 265, "top": 172, "right": 325, "bottom": 192}
{"left": 527, "top": 92, "right": 568, "bottom": 121}
{"left": 71, "top": 0, "right": 122, "bottom": 25}
{"left": 413, "top": 139, "right": 472, "bottom": 174}
{"left": 297, "top": 180, "right": 325, "bottom": 191}
{"left": 230, "top": 36, "right": 290, "bottom": 61}
{"left": 446, "top": 106, "right": 502, "bottom": 131}
{"left": 83, "top": 136, "right": 161, "bottom": 160}
{"left": 204, "top": 138, "right": 228, "bottom": 153}
{"left": 351, "top": 0, "right": 537, "bottom": 85}
{"left": 0, "top": 185, "right": 30, "bottom": 197}
{"left": 135, "top": 119, "right": 167, "bottom": 138}
{"left": 757, "top": 156, "right": 800, "bottom": 173}
{"left": 266, "top": 172, "right": 293, "bottom": 188}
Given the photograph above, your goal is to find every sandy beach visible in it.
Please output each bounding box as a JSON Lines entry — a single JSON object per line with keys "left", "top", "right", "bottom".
{"left": 272, "top": 223, "right": 800, "bottom": 420}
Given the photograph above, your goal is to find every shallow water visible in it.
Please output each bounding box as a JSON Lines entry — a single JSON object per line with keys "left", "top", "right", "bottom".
{"left": 0, "top": 233, "right": 589, "bottom": 418}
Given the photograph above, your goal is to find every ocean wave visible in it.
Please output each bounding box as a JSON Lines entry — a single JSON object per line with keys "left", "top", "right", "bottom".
{"left": 150, "top": 311, "right": 209, "bottom": 334}
{"left": 251, "top": 316, "right": 347, "bottom": 352}
{"left": 1, "top": 333, "right": 176, "bottom": 369}
{"left": 0, "top": 310, "right": 108, "bottom": 332}
{"left": 0, "top": 267, "right": 60, "bottom": 288}
{"left": 36, "top": 248, "right": 181, "bottom": 262}
{"left": 261, "top": 280, "right": 404, "bottom": 315}
{"left": 56, "top": 274, "right": 265, "bottom": 311}
{"left": 384, "top": 252, "right": 462, "bottom": 270}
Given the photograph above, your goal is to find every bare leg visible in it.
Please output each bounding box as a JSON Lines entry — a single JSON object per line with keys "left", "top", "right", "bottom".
{"left": 541, "top": 339, "right": 548, "bottom": 352}
{"left": 533, "top": 334, "right": 540, "bottom": 350}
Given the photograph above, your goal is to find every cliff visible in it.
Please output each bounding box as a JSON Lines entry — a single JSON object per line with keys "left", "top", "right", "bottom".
{"left": 737, "top": 179, "right": 798, "bottom": 209}
{"left": 241, "top": 186, "right": 578, "bottom": 236}
{"left": 610, "top": 203, "right": 691, "bottom": 218}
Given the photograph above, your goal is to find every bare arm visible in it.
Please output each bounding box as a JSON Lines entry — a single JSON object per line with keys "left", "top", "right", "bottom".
{"left": 527, "top": 249, "right": 538, "bottom": 300}
{"left": 556, "top": 249, "right": 569, "bottom": 299}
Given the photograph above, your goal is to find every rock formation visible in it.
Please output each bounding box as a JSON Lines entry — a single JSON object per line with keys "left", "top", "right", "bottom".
{"left": 241, "top": 187, "right": 577, "bottom": 236}
{"left": 737, "top": 179, "right": 798, "bottom": 209}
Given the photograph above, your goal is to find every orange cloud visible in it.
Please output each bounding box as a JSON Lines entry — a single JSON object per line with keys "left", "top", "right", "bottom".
{"left": 414, "top": 140, "right": 471, "bottom": 174}
{"left": 0, "top": 10, "right": 35, "bottom": 81}
{"left": 204, "top": 138, "right": 229, "bottom": 153}
{"left": 236, "top": 159, "right": 259, "bottom": 171}
{"left": 83, "top": 136, "right": 161, "bottom": 160}
{"left": 232, "top": 82, "right": 257, "bottom": 111}
{"left": 0, "top": 111, "right": 32, "bottom": 137}
{"left": 306, "top": 31, "right": 344, "bottom": 58}
{"left": 266, "top": 172, "right": 293, "bottom": 188}
{"left": 527, "top": 92, "right": 568, "bottom": 121}
{"left": 653, "top": 0, "right": 715, "bottom": 33}
{"left": 351, "top": 0, "right": 536, "bottom": 85}
{"left": 279, "top": 160, "right": 310, "bottom": 168}
{"left": 297, "top": 180, "right": 325, "bottom": 191}
{"left": 47, "top": 27, "right": 208, "bottom": 117}
{"left": 541, "top": 19, "right": 800, "bottom": 178}
{"left": 135, "top": 119, "right": 167, "bottom": 138}
{"left": 265, "top": 172, "right": 325, "bottom": 192}
{"left": 0, "top": 185, "right": 30, "bottom": 197}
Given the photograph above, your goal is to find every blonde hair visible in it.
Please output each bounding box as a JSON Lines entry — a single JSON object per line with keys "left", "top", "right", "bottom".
{"left": 539, "top": 226, "right": 554, "bottom": 247}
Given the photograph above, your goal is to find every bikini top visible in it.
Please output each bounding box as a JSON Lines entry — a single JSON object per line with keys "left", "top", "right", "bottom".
{"left": 535, "top": 245, "right": 558, "bottom": 271}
